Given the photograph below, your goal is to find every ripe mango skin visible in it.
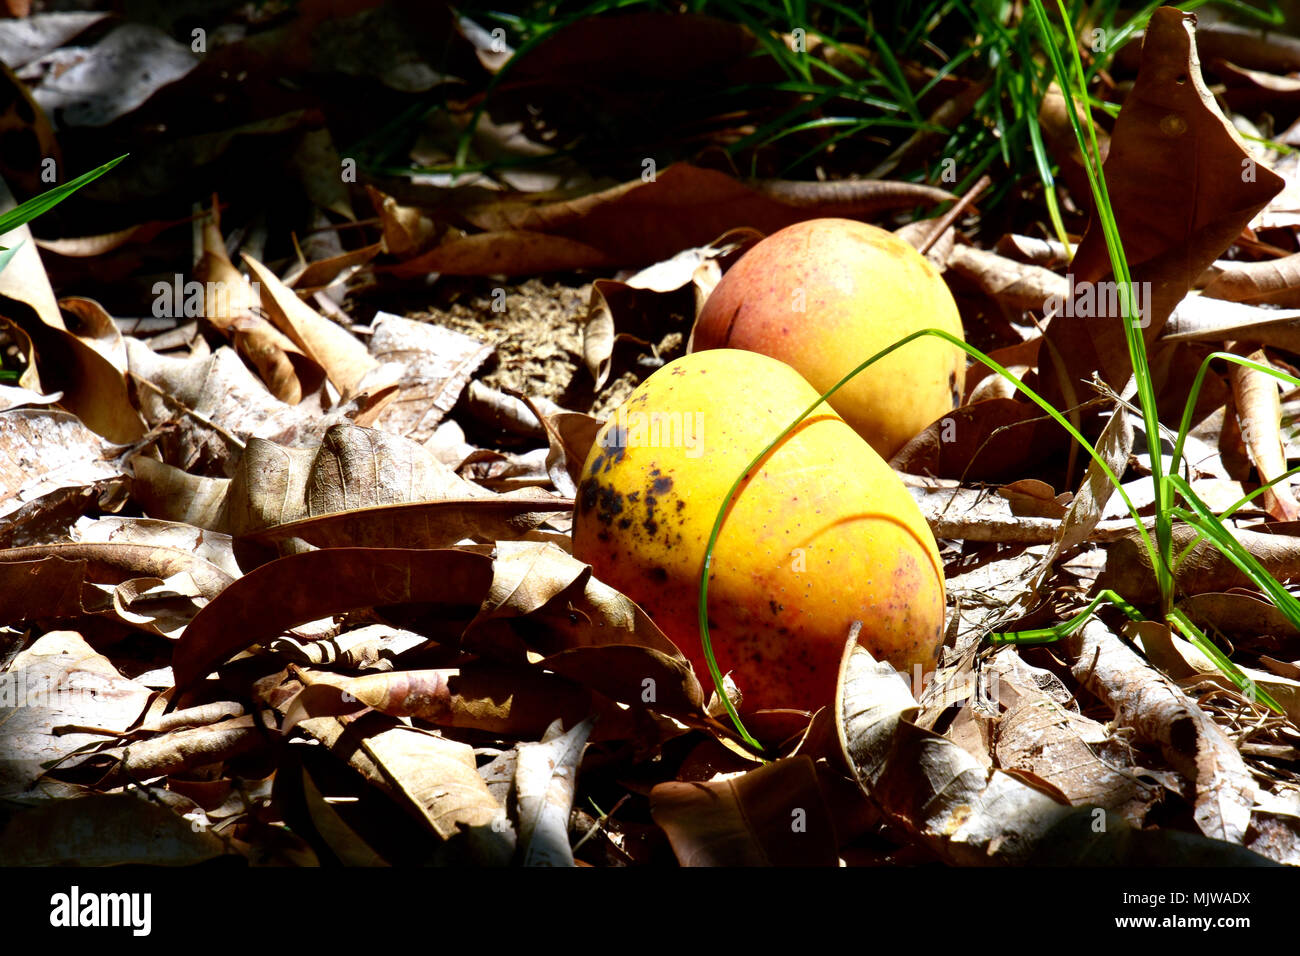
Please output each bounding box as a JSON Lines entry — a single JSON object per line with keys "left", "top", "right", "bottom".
{"left": 691, "top": 218, "right": 966, "bottom": 460}
{"left": 571, "top": 349, "right": 945, "bottom": 714}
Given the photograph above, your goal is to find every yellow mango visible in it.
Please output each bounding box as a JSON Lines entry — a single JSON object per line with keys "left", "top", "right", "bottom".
{"left": 571, "top": 349, "right": 945, "bottom": 714}
{"left": 690, "top": 217, "right": 966, "bottom": 459}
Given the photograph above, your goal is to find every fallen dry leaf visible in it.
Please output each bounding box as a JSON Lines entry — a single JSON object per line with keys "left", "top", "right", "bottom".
{"left": 650, "top": 755, "right": 838, "bottom": 866}
{"left": 1232, "top": 348, "right": 1300, "bottom": 520}
{"left": 172, "top": 547, "right": 494, "bottom": 689}
{"left": 1036, "top": 8, "right": 1284, "bottom": 437}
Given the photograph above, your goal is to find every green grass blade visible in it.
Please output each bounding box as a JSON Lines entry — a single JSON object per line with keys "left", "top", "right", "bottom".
{"left": 0, "top": 154, "right": 128, "bottom": 239}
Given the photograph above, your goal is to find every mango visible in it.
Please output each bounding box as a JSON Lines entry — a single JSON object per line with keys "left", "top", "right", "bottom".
{"left": 571, "top": 349, "right": 945, "bottom": 714}
{"left": 690, "top": 217, "right": 966, "bottom": 459}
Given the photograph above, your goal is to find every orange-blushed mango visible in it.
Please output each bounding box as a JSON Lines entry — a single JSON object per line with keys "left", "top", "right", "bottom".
{"left": 690, "top": 217, "right": 966, "bottom": 459}
{"left": 571, "top": 349, "right": 945, "bottom": 714}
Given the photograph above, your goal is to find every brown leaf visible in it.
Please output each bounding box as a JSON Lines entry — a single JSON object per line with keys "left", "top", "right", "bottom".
{"left": 888, "top": 397, "right": 1044, "bottom": 482}
{"left": 539, "top": 410, "right": 602, "bottom": 498}
{"left": 64, "top": 713, "right": 275, "bottom": 789}
{"left": 994, "top": 671, "right": 1157, "bottom": 813}
{"left": 650, "top": 756, "right": 839, "bottom": 866}
{"left": 583, "top": 235, "right": 737, "bottom": 388}
{"left": 1, "top": 409, "right": 126, "bottom": 526}
{"left": 1037, "top": 8, "right": 1285, "bottom": 426}
{"left": 1203, "top": 252, "right": 1300, "bottom": 307}
{"left": 0, "top": 793, "right": 229, "bottom": 865}
{"left": 247, "top": 496, "right": 572, "bottom": 551}
{"left": 0, "top": 630, "right": 154, "bottom": 798}
{"left": 463, "top": 542, "right": 707, "bottom": 718}
{"left": 0, "top": 298, "right": 145, "bottom": 444}
{"left": 125, "top": 338, "right": 345, "bottom": 459}
{"left": 243, "top": 253, "right": 378, "bottom": 396}
{"left": 428, "top": 163, "right": 954, "bottom": 275}
{"left": 359, "top": 312, "right": 493, "bottom": 443}
{"left": 194, "top": 206, "right": 323, "bottom": 404}
{"left": 130, "top": 457, "right": 229, "bottom": 531}
{"left": 946, "top": 243, "right": 1068, "bottom": 314}
{"left": 1065, "top": 619, "right": 1256, "bottom": 844}
{"left": 387, "top": 230, "right": 612, "bottom": 278}
{"left": 221, "top": 423, "right": 492, "bottom": 537}
{"left": 296, "top": 712, "right": 512, "bottom": 853}
{"left": 1232, "top": 348, "right": 1300, "bottom": 520}
{"left": 0, "top": 542, "right": 235, "bottom": 627}
{"left": 1161, "top": 294, "right": 1300, "bottom": 352}
{"left": 997, "top": 478, "right": 1069, "bottom": 519}
{"left": 286, "top": 665, "right": 591, "bottom": 738}
{"left": 516, "top": 717, "right": 593, "bottom": 866}
{"left": 1099, "top": 522, "right": 1300, "bottom": 605}
{"left": 1038, "top": 81, "right": 1111, "bottom": 206}
{"left": 172, "top": 548, "right": 494, "bottom": 689}
{"left": 837, "top": 642, "right": 1074, "bottom": 864}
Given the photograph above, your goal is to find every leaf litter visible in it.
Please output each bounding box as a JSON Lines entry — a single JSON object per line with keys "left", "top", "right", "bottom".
{"left": 2, "top": 2, "right": 1300, "bottom": 868}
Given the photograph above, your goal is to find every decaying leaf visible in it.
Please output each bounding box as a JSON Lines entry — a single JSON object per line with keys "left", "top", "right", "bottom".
{"left": 650, "top": 755, "right": 838, "bottom": 866}
{"left": 1231, "top": 348, "right": 1300, "bottom": 520}
{"left": 1066, "top": 619, "right": 1256, "bottom": 845}
{"left": 0, "top": 631, "right": 153, "bottom": 798}
{"left": 837, "top": 642, "right": 1075, "bottom": 864}
{"left": 1036, "top": 8, "right": 1284, "bottom": 434}
{"left": 172, "top": 547, "right": 494, "bottom": 689}
{"left": 515, "top": 717, "right": 594, "bottom": 866}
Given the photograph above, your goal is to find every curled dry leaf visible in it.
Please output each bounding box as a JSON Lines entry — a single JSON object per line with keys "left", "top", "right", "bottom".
{"left": 1203, "top": 252, "right": 1300, "bottom": 307}
{"left": 171, "top": 547, "right": 494, "bottom": 689}
{"left": 129, "top": 457, "right": 229, "bottom": 531}
{"left": 945, "top": 243, "right": 1068, "bottom": 313}
{"left": 296, "top": 712, "right": 512, "bottom": 858}
{"left": 515, "top": 717, "right": 594, "bottom": 866}
{"left": 60, "top": 712, "right": 276, "bottom": 789}
{"left": 1161, "top": 294, "right": 1300, "bottom": 352}
{"left": 1066, "top": 619, "right": 1257, "bottom": 845}
{"left": 242, "top": 254, "right": 378, "bottom": 397}
{"left": 1099, "top": 522, "right": 1300, "bottom": 605}
{"left": 1231, "top": 348, "right": 1300, "bottom": 521}
{"left": 538, "top": 409, "right": 601, "bottom": 499}
{"left": 997, "top": 478, "right": 1069, "bottom": 519}
{"left": 585, "top": 233, "right": 745, "bottom": 388}
{"left": 0, "top": 541, "right": 236, "bottom": 628}
{"left": 650, "top": 755, "right": 839, "bottom": 866}
{"left": 195, "top": 207, "right": 321, "bottom": 405}
{"left": 0, "top": 296, "right": 145, "bottom": 443}
{"left": 284, "top": 665, "right": 592, "bottom": 739}
{"left": 126, "top": 339, "right": 347, "bottom": 456}
{"left": 836, "top": 642, "right": 1075, "bottom": 864}
{"left": 464, "top": 541, "right": 707, "bottom": 719}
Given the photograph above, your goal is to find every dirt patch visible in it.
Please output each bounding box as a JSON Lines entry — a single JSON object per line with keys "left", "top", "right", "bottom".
{"left": 409, "top": 276, "right": 689, "bottom": 417}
